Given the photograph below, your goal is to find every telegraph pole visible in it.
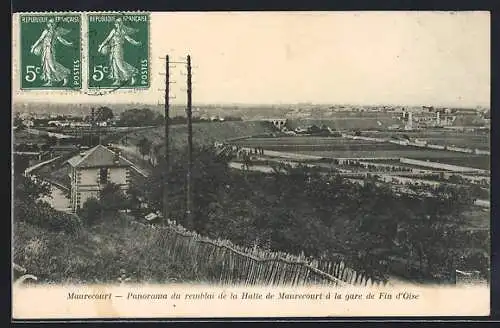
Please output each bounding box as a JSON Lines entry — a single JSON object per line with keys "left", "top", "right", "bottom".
{"left": 91, "top": 107, "right": 95, "bottom": 146}
{"left": 97, "top": 107, "right": 102, "bottom": 145}
{"left": 185, "top": 55, "right": 193, "bottom": 228}
{"left": 158, "top": 54, "right": 182, "bottom": 223}
{"left": 163, "top": 55, "right": 170, "bottom": 221}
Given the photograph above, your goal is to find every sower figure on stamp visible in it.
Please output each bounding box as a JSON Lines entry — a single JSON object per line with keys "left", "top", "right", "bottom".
{"left": 30, "top": 18, "right": 73, "bottom": 87}
{"left": 98, "top": 17, "right": 142, "bottom": 86}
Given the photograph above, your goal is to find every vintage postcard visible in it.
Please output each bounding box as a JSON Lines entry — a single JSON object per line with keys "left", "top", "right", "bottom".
{"left": 11, "top": 11, "right": 490, "bottom": 319}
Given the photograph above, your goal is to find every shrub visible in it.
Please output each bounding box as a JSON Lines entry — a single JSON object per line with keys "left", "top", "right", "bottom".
{"left": 15, "top": 199, "right": 82, "bottom": 235}
{"left": 46, "top": 211, "right": 82, "bottom": 235}
{"left": 100, "top": 183, "right": 128, "bottom": 213}
{"left": 78, "top": 198, "right": 102, "bottom": 226}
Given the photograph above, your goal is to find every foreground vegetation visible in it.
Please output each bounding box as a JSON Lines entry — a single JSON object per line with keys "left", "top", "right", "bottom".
{"left": 13, "top": 169, "right": 198, "bottom": 284}
{"left": 133, "top": 145, "right": 490, "bottom": 283}
{"left": 13, "top": 217, "right": 200, "bottom": 284}
{"left": 13, "top": 142, "right": 489, "bottom": 284}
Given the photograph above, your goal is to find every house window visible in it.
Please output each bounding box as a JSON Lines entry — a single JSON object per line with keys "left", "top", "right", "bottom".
{"left": 99, "top": 168, "right": 109, "bottom": 184}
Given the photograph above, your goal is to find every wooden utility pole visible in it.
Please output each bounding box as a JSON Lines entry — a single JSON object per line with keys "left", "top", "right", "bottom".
{"left": 91, "top": 107, "right": 95, "bottom": 146}
{"left": 163, "top": 55, "right": 170, "bottom": 221}
{"left": 97, "top": 109, "right": 102, "bottom": 145}
{"left": 185, "top": 55, "right": 193, "bottom": 228}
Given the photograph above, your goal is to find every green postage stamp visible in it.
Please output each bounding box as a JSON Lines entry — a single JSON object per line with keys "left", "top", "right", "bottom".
{"left": 87, "top": 13, "right": 150, "bottom": 89}
{"left": 19, "top": 13, "right": 82, "bottom": 90}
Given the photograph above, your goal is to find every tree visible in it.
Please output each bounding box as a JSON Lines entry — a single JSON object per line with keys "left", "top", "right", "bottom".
{"left": 78, "top": 184, "right": 128, "bottom": 225}
{"left": 396, "top": 185, "right": 473, "bottom": 281}
{"left": 151, "top": 144, "right": 163, "bottom": 166}
{"left": 242, "top": 152, "right": 252, "bottom": 171}
{"left": 14, "top": 175, "right": 51, "bottom": 205}
{"left": 14, "top": 155, "right": 30, "bottom": 177}
{"left": 134, "top": 144, "right": 232, "bottom": 229}
{"left": 126, "top": 183, "right": 144, "bottom": 216}
{"left": 119, "top": 108, "right": 164, "bottom": 127}
{"left": 100, "top": 183, "right": 128, "bottom": 213}
{"left": 137, "top": 137, "right": 152, "bottom": 160}
{"left": 308, "top": 125, "right": 322, "bottom": 135}
{"left": 46, "top": 136, "right": 58, "bottom": 146}
{"left": 96, "top": 106, "right": 114, "bottom": 122}
{"left": 78, "top": 198, "right": 102, "bottom": 226}
{"left": 13, "top": 172, "right": 82, "bottom": 234}
{"left": 449, "top": 175, "right": 463, "bottom": 184}
{"left": 13, "top": 113, "right": 24, "bottom": 127}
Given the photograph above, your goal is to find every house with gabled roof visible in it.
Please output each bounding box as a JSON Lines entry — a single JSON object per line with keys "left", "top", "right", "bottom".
{"left": 66, "top": 144, "right": 133, "bottom": 212}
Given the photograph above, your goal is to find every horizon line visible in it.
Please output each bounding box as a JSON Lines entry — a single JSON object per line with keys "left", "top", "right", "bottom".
{"left": 13, "top": 101, "right": 490, "bottom": 109}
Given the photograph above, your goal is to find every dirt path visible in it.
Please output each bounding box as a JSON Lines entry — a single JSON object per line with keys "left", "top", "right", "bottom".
{"left": 40, "top": 186, "right": 71, "bottom": 213}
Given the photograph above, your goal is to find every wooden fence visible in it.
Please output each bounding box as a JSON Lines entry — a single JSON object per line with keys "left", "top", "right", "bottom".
{"left": 137, "top": 221, "right": 384, "bottom": 287}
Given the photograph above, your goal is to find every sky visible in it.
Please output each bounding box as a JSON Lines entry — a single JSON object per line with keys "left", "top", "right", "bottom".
{"left": 12, "top": 11, "right": 490, "bottom": 107}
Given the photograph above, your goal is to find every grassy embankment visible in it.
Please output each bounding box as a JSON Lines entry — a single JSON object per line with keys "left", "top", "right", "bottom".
{"left": 124, "top": 121, "right": 274, "bottom": 148}
{"left": 13, "top": 215, "right": 200, "bottom": 284}
{"left": 116, "top": 121, "right": 274, "bottom": 170}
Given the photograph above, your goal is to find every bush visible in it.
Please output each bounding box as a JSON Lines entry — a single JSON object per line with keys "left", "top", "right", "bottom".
{"left": 78, "top": 198, "right": 102, "bottom": 226}
{"left": 78, "top": 184, "right": 129, "bottom": 226}
{"left": 46, "top": 212, "right": 83, "bottom": 235}
{"left": 100, "top": 183, "right": 128, "bottom": 213}
{"left": 15, "top": 199, "right": 82, "bottom": 235}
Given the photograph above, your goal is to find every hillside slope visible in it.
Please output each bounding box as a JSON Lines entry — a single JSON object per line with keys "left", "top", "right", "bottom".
{"left": 123, "top": 121, "right": 274, "bottom": 150}
{"left": 13, "top": 217, "right": 200, "bottom": 284}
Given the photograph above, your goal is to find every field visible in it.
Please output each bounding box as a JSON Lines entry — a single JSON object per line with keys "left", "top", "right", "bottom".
{"left": 13, "top": 129, "right": 48, "bottom": 145}
{"left": 233, "top": 136, "right": 392, "bottom": 150}
{"left": 431, "top": 157, "right": 490, "bottom": 170}
{"left": 363, "top": 130, "right": 490, "bottom": 150}
{"left": 295, "top": 151, "right": 489, "bottom": 170}
{"left": 231, "top": 136, "right": 491, "bottom": 170}
{"left": 286, "top": 115, "right": 402, "bottom": 130}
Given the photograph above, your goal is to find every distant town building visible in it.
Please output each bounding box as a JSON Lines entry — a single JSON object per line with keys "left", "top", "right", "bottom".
{"left": 70, "top": 122, "right": 92, "bottom": 128}
{"left": 405, "top": 112, "right": 413, "bottom": 130}
{"left": 21, "top": 119, "right": 34, "bottom": 128}
{"left": 66, "top": 144, "right": 133, "bottom": 212}
{"left": 265, "top": 118, "right": 287, "bottom": 131}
